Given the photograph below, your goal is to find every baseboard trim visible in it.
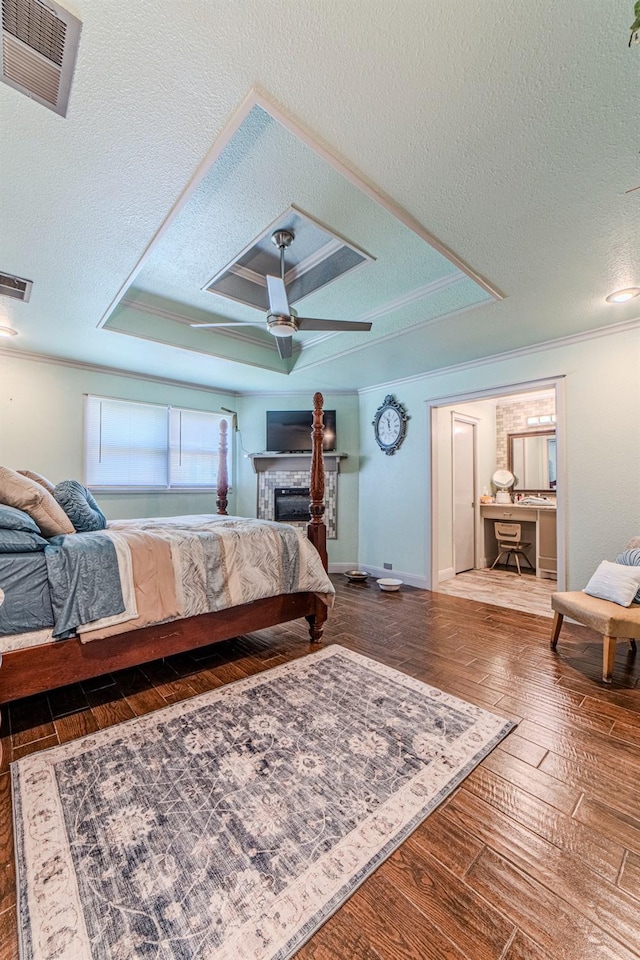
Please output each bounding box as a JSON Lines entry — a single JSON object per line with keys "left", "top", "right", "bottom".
{"left": 438, "top": 567, "right": 455, "bottom": 583}
{"left": 328, "top": 562, "right": 358, "bottom": 574}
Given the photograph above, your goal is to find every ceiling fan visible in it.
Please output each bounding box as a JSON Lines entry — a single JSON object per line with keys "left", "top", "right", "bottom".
{"left": 190, "top": 230, "right": 372, "bottom": 359}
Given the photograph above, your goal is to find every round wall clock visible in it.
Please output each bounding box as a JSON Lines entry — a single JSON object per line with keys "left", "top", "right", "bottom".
{"left": 372, "top": 395, "right": 408, "bottom": 455}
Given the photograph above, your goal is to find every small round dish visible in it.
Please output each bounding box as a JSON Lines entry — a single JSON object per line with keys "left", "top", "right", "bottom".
{"left": 345, "top": 570, "right": 369, "bottom": 582}
{"left": 376, "top": 578, "right": 403, "bottom": 592}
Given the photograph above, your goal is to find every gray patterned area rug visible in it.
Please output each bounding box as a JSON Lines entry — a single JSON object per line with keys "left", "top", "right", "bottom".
{"left": 12, "top": 645, "right": 515, "bottom": 960}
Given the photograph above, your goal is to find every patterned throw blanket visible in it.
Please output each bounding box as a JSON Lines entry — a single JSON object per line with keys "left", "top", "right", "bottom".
{"left": 58, "top": 515, "right": 334, "bottom": 642}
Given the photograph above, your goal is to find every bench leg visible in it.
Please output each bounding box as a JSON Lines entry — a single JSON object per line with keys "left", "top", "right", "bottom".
{"left": 630, "top": 639, "right": 637, "bottom": 655}
{"left": 603, "top": 635, "right": 616, "bottom": 683}
{"left": 550, "top": 612, "right": 563, "bottom": 650}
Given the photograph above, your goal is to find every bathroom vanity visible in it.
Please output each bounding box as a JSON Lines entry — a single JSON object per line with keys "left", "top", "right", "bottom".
{"left": 480, "top": 503, "right": 557, "bottom": 578}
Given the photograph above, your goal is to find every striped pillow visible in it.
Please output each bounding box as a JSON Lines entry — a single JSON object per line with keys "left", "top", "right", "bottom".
{"left": 583, "top": 560, "right": 640, "bottom": 607}
{"left": 615, "top": 548, "right": 640, "bottom": 604}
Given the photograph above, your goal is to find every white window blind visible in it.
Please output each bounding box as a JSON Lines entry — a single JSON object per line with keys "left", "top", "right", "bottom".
{"left": 85, "top": 396, "right": 230, "bottom": 490}
{"left": 169, "top": 407, "right": 221, "bottom": 488}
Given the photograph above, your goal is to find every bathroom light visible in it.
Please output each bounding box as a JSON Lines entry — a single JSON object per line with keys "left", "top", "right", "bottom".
{"left": 606, "top": 288, "right": 640, "bottom": 303}
{"left": 0, "top": 325, "right": 18, "bottom": 338}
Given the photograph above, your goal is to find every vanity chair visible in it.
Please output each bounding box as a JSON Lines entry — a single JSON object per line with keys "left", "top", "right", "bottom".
{"left": 491, "top": 521, "right": 534, "bottom": 575}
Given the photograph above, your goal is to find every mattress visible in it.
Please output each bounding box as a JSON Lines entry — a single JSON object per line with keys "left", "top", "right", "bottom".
{"left": 0, "top": 515, "right": 334, "bottom": 655}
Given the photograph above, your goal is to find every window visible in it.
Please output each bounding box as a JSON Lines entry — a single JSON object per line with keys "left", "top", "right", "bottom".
{"left": 85, "top": 395, "right": 231, "bottom": 490}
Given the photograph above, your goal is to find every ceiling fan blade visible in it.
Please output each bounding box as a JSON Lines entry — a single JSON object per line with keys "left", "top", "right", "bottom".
{"left": 266, "top": 275, "right": 290, "bottom": 316}
{"left": 190, "top": 321, "right": 266, "bottom": 328}
{"left": 295, "top": 318, "right": 373, "bottom": 332}
{"left": 276, "top": 336, "right": 293, "bottom": 359}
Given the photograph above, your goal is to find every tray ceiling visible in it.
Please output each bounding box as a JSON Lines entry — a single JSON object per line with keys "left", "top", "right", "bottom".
{"left": 104, "top": 102, "right": 495, "bottom": 374}
{"left": 0, "top": 1, "right": 637, "bottom": 393}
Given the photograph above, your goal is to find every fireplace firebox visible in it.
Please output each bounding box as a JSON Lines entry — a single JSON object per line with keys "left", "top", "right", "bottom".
{"left": 274, "top": 487, "right": 311, "bottom": 523}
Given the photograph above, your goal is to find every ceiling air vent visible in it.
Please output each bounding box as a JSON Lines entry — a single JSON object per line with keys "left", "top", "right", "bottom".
{"left": 0, "top": 271, "right": 32, "bottom": 301}
{"left": 1, "top": 0, "right": 81, "bottom": 117}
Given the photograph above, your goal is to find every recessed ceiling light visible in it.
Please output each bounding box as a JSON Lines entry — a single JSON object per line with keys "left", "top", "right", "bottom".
{"left": 0, "top": 325, "right": 18, "bottom": 337}
{"left": 605, "top": 288, "right": 640, "bottom": 303}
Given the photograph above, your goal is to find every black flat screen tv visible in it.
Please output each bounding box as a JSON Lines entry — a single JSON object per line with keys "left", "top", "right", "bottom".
{"left": 266, "top": 410, "right": 337, "bottom": 453}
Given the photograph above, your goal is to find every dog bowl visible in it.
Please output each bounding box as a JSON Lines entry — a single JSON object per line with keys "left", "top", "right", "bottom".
{"left": 345, "top": 570, "right": 369, "bottom": 582}
{"left": 376, "top": 578, "right": 403, "bottom": 591}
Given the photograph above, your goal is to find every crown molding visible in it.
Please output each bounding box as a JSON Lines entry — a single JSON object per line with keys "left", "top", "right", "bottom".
{"left": 0, "top": 346, "right": 242, "bottom": 396}
{"left": 355, "top": 271, "right": 465, "bottom": 324}
{"left": 357, "top": 315, "right": 640, "bottom": 395}
{"left": 293, "top": 272, "right": 470, "bottom": 353}
{"left": 294, "top": 298, "right": 488, "bottom": 372}
{"left": 237, "top": 388, "right": 358, "bottom": 398}
{"left": 119, "top": 297, "right": 272, "bottom": 348}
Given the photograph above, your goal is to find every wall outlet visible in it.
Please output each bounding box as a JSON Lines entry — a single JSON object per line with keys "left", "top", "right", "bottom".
{"left": 383, "top": 562, "right": 393, "bottom": 570}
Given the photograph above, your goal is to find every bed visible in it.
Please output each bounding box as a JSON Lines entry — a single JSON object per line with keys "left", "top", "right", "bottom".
{"left": 0, "top": 392, "right": 333, "bottom": 709}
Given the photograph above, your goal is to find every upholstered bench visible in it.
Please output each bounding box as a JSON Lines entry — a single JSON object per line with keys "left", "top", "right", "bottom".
{"left": 550, "top": 592, "right": 640, "bottom": 683}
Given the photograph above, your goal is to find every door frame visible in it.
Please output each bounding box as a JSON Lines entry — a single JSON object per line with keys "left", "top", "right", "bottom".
{"left": 428, "top": 375, "right": 566, "bottom": 593}
{"left": 451, "top": 412, "right": 479, "bottom": 576}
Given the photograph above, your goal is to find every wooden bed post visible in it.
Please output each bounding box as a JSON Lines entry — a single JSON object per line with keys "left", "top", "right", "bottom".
{"left": 306, "top": 391, "right": 329, "bottom": 644}
{"left": 216, "top": 418, "right": 229, "bottom": 516}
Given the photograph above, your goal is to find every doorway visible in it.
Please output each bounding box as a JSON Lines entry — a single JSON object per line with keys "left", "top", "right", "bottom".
{"left": 429, "top": 379, "right": 565, "bottom": 617}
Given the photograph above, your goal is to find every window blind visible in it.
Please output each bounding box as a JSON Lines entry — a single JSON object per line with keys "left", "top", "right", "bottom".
{"left": 169, "top": 407, "right": 220, "bottom": 488}
{"left": 85, "top": 396, "right": 230, "bottom": 489}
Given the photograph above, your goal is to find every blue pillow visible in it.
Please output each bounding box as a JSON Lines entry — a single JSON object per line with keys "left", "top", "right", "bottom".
{"left": 0, "top": 503, "right": 41, "bottom": 533}
{"left": 0, "top": 528, "right": 49, "bottom": 552}
{"left": 53, "top": 480, "right": 107, "bottom": 533}
{"left": 615, "top": 548, "right": 640, "bottom": 603}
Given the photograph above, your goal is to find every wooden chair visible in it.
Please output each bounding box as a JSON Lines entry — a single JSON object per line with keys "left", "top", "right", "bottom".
{"left": 491, "top": 521, "right": 534, "bottom": 575}
{"left": 550, "top": 592, "right": 640, "bottom": 683}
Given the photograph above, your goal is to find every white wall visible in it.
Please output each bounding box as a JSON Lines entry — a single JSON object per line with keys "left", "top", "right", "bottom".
{"left": 0, "top": 353, "right": 239, "bottom": 518}
{"left": 357, "top": 327, "right": 640, "bottom": 590}
{"left": 233, "top": 393, "right": 360, "bottom": 565}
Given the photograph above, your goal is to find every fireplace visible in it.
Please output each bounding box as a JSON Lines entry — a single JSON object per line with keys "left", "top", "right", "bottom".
{"left": 274, "top": 487, "right": 310, "bottom": 523}
{"left": 252, "top": 455, "right": 341, "bottom": 539}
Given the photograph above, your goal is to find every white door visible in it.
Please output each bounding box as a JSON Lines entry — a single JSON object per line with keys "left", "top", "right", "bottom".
{"left": 453, "top": 419, "right": 476, "bottom": 573}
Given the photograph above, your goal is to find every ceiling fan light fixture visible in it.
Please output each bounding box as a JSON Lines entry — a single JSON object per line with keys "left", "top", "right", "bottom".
{"left": 0, "top": 324, "right": 18, "bottom": 337}
{"left": 267, "top": 315, "right": 297, "bottom": 337}
{"left": 605, "top": 287, "right": 640, "bottom": 303}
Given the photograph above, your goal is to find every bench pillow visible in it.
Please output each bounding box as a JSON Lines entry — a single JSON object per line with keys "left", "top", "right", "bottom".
{"left": 615, "top": 548, "right": 640, "bottom": 603}
{"left": 583, "top": 560, "right": 640, "bottom": 607}
{"left": 54, "top": 480, "right": 107, "bottom": 533}
{"left": 0, "top": 503, "right": 41, "bottom": 534}
{"left": 0, "top": 529, "right": 49, "bottom": 552}
{"left": 0, "top": 466, "right": 75, "bottom": 537}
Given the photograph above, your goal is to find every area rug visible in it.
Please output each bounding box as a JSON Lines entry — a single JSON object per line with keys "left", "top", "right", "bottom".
{"left": 12, "top": 644, "right": 515, "bottom": 960}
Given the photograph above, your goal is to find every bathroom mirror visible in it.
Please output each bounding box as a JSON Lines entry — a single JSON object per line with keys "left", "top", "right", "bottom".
{"left": 508, "top": 431, "right": 557, "bottom": 491}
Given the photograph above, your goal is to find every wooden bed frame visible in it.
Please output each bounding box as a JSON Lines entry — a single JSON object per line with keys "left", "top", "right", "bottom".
{"left": 0, "top": 393, "right": 329, "bottom": 706}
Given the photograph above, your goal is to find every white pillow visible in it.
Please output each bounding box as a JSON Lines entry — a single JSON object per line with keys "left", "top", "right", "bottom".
{"left": 583, "top": 560, "right": 640, "bottom": 607}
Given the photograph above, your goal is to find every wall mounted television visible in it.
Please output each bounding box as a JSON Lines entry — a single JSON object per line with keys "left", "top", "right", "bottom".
{"left": 266, "top": 410, "right": 337, "bottom": 452}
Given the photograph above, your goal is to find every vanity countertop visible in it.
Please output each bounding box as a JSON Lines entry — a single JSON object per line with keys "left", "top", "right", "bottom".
{"left": 481, "top": 501, "right": 556, "bottom": 509}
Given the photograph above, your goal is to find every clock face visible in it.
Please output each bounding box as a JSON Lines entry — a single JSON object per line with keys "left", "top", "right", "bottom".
{"left": 372, "top": 396, "right": 408, "bottom": 454}
{"left": 378, "top": 407, "right": 401, "bottom": 444}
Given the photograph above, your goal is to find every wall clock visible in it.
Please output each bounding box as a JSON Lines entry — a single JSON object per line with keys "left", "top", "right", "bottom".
{"left": 372, "top": 395, "right": 408, "bottom": 455}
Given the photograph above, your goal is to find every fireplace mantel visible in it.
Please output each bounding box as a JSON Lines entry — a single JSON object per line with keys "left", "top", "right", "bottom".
{"left": 249, "top": 453, "right": 347, "bottom": 474}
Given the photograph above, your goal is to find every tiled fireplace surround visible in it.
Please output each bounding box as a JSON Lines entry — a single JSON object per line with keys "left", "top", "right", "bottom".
{"left": 253, "top": 455, "right": 340, "bottom": 539}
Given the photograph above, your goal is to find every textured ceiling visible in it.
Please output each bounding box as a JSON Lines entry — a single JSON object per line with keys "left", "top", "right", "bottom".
{"left": 0, "top": 0, "right": 638, "bottom": 393}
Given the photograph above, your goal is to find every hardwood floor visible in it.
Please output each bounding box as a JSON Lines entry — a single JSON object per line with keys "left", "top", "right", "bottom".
{"left": 437, "top": 567, "right": 557, "bottom": 618}
{"left": 2, "top": 578, "right": 640, "bottom": 959}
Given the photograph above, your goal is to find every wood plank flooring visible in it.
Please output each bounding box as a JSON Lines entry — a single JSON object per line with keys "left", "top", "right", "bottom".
{"left": 437, "top": 567, "right": 557, "bottom": 618}
{"left": 1, "top": 578, "right": 640, "bottom": 959}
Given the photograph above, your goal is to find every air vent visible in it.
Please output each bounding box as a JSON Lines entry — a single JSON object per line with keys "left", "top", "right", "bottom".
{"left": 0, "top": 271, "right": 32, "bottom": 301}
{"left": 1, "top": 0, "right": 81, "bottom": 116}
